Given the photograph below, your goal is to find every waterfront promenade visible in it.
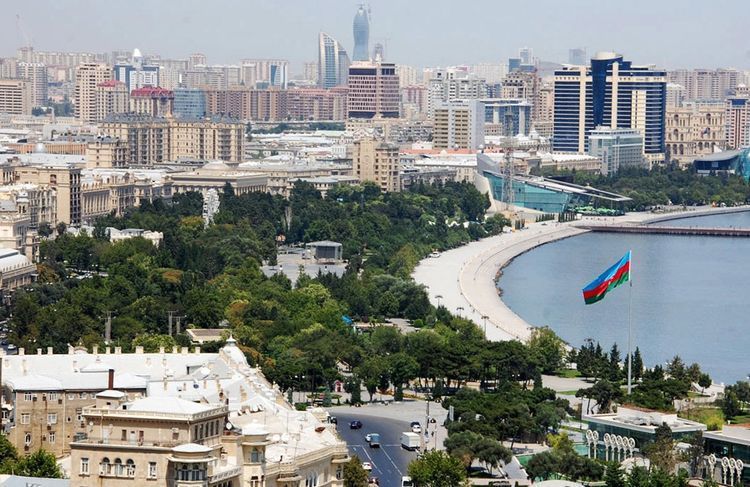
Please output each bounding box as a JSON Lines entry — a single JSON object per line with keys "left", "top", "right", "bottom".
{"left": 412, "top": 205, "right": 749, "bottom": 342}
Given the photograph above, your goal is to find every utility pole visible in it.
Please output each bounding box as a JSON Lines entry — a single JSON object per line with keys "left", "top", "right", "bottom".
{"left": 168, "top": 311, "right": 174, "bottom": 337}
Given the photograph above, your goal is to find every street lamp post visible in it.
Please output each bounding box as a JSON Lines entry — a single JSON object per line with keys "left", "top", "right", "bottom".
{"left": 456, "top": 306, "right": 464, "bottom": 318}
{"left": 435, "top": 294, "right": 443, "bottom": 309}
{"left": 481, "top": 315, "right": 489, "bottom": 338}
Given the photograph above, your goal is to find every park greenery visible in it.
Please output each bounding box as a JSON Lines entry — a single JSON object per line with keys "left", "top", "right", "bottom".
{"left": 571, "top": 340, "right": 711, "bottom": 413}
{"left": 0, "top": 435, "right": 62, "bottom": 478}
{"left": 9, "top": 181, "right": 519, "bottom": 398}
{"left": 539, "top": 166, "right": 750, "bottom": 210}
{"left": 407, "top": 450, "right": 468, "bottom": 487}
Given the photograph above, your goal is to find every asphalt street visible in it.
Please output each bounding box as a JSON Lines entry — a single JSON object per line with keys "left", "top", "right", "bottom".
{"left": 332, "top": 411, "right": 422, "bottom": 487}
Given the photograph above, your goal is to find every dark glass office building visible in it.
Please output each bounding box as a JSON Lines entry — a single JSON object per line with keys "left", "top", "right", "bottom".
{"left": 553, "top": 52, "right": 666, "bottom": 161}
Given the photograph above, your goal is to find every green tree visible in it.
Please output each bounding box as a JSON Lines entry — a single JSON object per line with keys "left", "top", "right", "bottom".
{"left": 14, "top": 449, "right": 63, "bottom": 478}
{"left": 342, "top": 456, "right": 369, "bottom": 487}
{"left": 408, "top": 450, "right": 467, "bottom": 487}
{"left": 527, "top": 327, "right": 566, "bottom": 374}
{"left": 645, "top": 422, "right": 676, "bottom": 473}
{"left": 722, "top": 388, "right": 742, "bottom": 419}
{"left": 604, "top": 462, "right": 626, "bottom": 487}
{"left": 576, "top": 380, "right": 622, "bottom": 414}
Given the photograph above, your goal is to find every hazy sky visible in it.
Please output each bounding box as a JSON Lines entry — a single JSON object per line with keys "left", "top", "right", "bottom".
{"left": 2, "top": 0, "right": 750, "bottom": 73}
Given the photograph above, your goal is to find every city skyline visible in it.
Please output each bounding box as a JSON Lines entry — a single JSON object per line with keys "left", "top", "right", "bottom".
{"left": 1, "top": 0, "right": 749, "bottom": 72}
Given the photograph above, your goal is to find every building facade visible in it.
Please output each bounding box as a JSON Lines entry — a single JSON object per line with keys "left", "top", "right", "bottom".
{"left": 173, "top": 88, "right": 207, "bottom": 119}
{"left": 96, "top": 80, "right": 130, "bottom": 122}
{"left": 588, "top": 126, "right": 646, "bottom": 175}
{"left": 318, "top": 33, "right": 350, "bottom": 89}
{"left": 0, "top": 79, "right": 31, "bottom": 115}
{"left": 725, "top": 96, "right": 750, "bottom": 150}
{"left": 665, "top": 104, "right": 725, "bottom": 165}
{"left": 433, "top": 100, "right": 485, "bottom": 150}
{"left": 553, "top": 52, "right": 666, "bottom": 163}
{"left": 347, "top": 62, "right": 399, "bottom": 119}
{"left": 75, "top": 63, "right": 113, "bottom": 122}
{"left": 17, "top": 63, "right": 47, "bottom": 108}
{"left": 352, "top": 136, "right": 400, "bottom": 192}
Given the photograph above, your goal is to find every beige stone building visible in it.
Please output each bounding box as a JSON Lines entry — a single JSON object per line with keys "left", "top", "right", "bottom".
{"left": 130, "top": 87, "right": 174, "bottom": 117}
{"left": 432, "top": 100, "right": 485, "bottom": 150}
{"left": 12, "top": 163, "right": 82, "bottom": 225}
{"left": 352, "top": 136, "right": 400, "bottom": 192}
{"left": 85, "top": 137, "right": 128, "bottom": 168}
{"left": 0, "top": 79, "right": 32, "bottom": 115}
{"left": 2, "top": 340, "right": 350, "bottom": 487}
{"left": 95, "top": 80, "right": 129, "bottom": 122}
{"left": 237, "top": 163, "right": 352, "bottom": 196}
{"left": 75, "top": 63, "right": 113, "bottom": 123}
{"left": 170, "top": 161, "right": 267, "bottom": 196}
{"left": 99, "top": 115, "right": 245, "bottom": 164}
{"left": 666, "top": 104, "right": 725, "bottom": 166}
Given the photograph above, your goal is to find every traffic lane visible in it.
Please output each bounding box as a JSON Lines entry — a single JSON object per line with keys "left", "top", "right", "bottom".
{"left": 333, "top": 412, "right": 420, "bottom": 487}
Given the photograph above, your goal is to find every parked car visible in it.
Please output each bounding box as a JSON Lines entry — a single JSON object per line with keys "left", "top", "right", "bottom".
{"left": 401, "top": 477, "right": 414, "bottom": 487}
{"left": 410, "top": 422, "right": 421, "bottom": 434}
{"left": 349, "top": 420, "right": 363, "bottom": 429}
{"left": 329, "top": 416, "right": 337, "bottom": 425}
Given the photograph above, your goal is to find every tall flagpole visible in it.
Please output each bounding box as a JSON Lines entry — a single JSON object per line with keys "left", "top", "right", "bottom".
{"left": 627, "top": 249, "right": 633, "bottom": 395}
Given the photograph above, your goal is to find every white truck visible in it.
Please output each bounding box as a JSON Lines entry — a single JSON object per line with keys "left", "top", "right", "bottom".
{"left": 400, "top": 432, "right": 420, "bottom": 451}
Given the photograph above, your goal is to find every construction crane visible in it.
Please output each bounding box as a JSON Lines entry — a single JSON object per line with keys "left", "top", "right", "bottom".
{"left": 15, "top": 14, "right": 33, "bottom": 50}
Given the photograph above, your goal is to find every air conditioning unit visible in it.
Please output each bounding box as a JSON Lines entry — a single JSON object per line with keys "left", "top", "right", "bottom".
{"left": 32, "top": 397, "right": 37, "bottom": 402}
{"left": 46, "top": 424, "right": 51, "bottom": 430}
{"left": 58, "top": 399, "right": 62, "bottom": 404}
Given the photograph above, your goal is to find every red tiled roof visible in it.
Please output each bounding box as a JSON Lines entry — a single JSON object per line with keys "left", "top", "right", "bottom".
{"left": 130, "top": 87, "right": 174, "bottom": 98}
{"left": 98, "top": 80, "right": 125, "bottom": 88}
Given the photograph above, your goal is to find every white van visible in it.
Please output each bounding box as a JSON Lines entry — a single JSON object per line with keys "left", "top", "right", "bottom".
{"left": 401, "top": 477, "right": 413, "bottom": 487}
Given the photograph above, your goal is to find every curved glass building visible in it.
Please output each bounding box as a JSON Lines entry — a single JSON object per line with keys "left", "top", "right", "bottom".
{"left": 352, "top": 5, "right": 370, "bottom": 62}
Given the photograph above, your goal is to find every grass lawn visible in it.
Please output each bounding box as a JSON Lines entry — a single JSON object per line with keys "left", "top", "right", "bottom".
{"left": 555, "top": 369, "right": 582, "bottom": 379}
{"left": 558, "top": 390, "right": 580, "bottom": 395}
{"left": 680, "top": 407, "right": 724, "bottom": 430}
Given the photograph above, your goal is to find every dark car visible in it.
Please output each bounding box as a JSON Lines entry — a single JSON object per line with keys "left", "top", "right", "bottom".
{"left": 329, "top": 416, "right": 337, "bottom": 425}
{"left": 349, "top": 420, "right": 363, "bottom": 429}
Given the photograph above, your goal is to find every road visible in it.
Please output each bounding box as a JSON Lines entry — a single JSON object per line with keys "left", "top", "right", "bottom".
{"left": 332, "top": 411, "right": 420, "bottom": 487}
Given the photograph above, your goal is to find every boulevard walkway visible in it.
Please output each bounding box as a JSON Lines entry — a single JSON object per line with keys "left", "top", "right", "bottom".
{"left": 412, "top": 206, "right": 748, "bottom": 342}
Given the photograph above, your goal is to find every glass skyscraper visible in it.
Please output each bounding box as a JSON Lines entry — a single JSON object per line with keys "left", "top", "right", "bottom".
{"left": 553, "top": 52, "right": 666, "bottom": 162}
{"left": 352, "top": 5, "right": 370, "bottom": 62}
{"left": 318, "top": 33, "right": 350, "bottom": 89}
{"left": 173, "top": 88, "right": 206, "bottom": 119}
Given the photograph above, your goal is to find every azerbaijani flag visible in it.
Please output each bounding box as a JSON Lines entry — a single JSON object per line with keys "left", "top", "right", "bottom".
{"left": 582, "top": 251, "right": 631, "bottom": 305}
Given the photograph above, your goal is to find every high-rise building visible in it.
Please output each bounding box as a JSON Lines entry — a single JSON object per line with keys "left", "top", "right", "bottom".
{"left": 304, "top": 62, "right": 319, "bottom": 84}
{"left": 725, "top": 96, "right": 750, "bottom": 149}
{"left": 173, "top": 88, "right": 206, "bottom": 119}
{"left": 353, "top": 5, "right": 370, "bottom": 62}
{"left": 427, "top": 68, "right": 488, "bottom": 116}
{"left": 553, "top": 52, "right": 666, "bottom": 163}
{"left": 373, "top": 43, "right": 385, "bottom": 62}
{"left": 130, "top": 87, "right": 174, "bottom": 117}
{"left": 482, "top": 99, "right": 531, "bottom": 136}
{"left": 99, "top": 115, "right": 244, "bottom": 164}
{"left": 667, "top": 68, "right": 739, "bottom": 100}
{"left": 352, "top": 136, "right": 400, "bottom": 192}
{"left": 188, "top": 53, "right": 207, "bottom": 69}
{"left": 347, "top": 61, "right": 399, "bottom": 119}
{"left": 75, "top": 63, "right": 113, "bottom": 122}
{"left": 114, "top": 50, "right": 160, "bottom": 92}
{"left": 433, "top": 99, "right": 485, "bottom": 150}
{"left": 396, "top": 65, "right": 419, "bottom": 88}
{"left": 666, "top": 83, "right": 686, "bottom": 108}
{"left": 95, "top": 80, "right": 129, "bottom": 121}
{"left": 0, "top": 79, "right": 31, "bottom": 115}
{"left": 318, "top": 33, "right": 350, "bottom": 89}
{"left": 469, "top": 63, "right": 506, "bottom": 84}
{"left": 588, "top": 126, "right": 646, "bottom": 175}
{"left": 0, "top": 58, "right": 18, "bottom": 78}
{"left": 568, "top": 48, "right": 587, "bottom": 66}
{"left": 17, "top": 62, "right": 47, "bottom": 108}
{"left": 519, "top": 47, "right": 534, "bottom": 66}
{"left": 240, "top": 59, "right": 289, "bottom": 88}
{"left": 157, "top": 65, "right": 182, "bottom": 90}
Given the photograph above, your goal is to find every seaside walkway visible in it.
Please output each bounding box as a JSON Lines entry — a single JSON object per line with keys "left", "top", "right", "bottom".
{"left": 413, "top": 205, "right": 750, "bottom": 343}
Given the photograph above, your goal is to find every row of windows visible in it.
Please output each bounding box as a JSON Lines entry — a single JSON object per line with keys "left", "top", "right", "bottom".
{"left": 23, "top": 432, "right": 54, "bottom": 445}
{"left": 23, "top": 392, "right": 92, "bottom": 401}
{"left": 83, "top": 457, "right": 157, "bottom": 479}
